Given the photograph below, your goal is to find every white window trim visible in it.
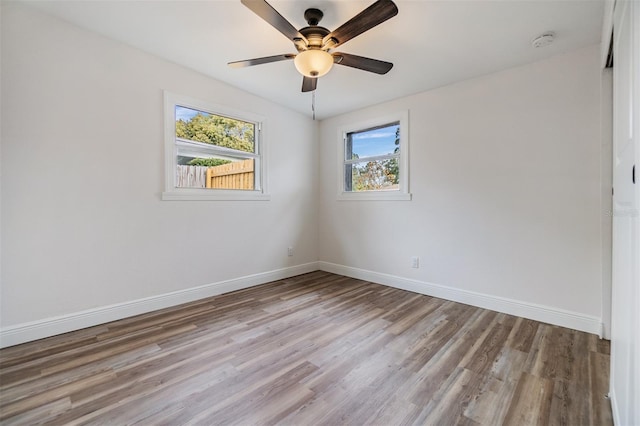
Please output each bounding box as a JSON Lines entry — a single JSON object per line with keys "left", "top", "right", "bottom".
{"left": 337, "top": 110, "right": 411, "bottom": 201}
{"left": 162, "top": 91, "right": 270, "bottom": 201}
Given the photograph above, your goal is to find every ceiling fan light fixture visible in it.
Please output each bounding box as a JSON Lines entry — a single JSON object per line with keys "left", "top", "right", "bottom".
{"left": 294, "top": 50, "right": 334, "bottom": 78}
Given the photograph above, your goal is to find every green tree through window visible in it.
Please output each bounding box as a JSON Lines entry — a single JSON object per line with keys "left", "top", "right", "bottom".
{"left": 176, "top": 110, "right": 254, "bottom": 153}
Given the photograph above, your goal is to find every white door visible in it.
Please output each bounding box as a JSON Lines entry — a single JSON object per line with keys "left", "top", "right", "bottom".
{"left": 610, "top": 0, "right": 640, "bottom": 425}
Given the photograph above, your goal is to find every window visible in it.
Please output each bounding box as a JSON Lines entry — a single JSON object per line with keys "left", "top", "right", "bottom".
{"left": 338, "top": 111, "right": 410, "bottom": 200}
{"left": 162, "top": 92, "right": 269, "bottom": 201}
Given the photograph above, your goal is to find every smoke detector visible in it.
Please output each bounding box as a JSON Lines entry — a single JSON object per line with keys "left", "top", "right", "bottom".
{"left": 532, "top": 32, "right": 555, "bottom": 48}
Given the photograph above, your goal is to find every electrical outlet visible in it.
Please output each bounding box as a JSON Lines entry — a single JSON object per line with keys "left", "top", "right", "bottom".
{"left": 288, "top": 247, "right": 294, "bottom": 257}
{"left": 411, "top": 256, "right": 419, "bottom": 268}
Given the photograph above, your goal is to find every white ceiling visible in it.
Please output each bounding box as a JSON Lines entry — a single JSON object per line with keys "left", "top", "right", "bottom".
{"left": 23, "top": 0, "right": 605, "bottom": 120}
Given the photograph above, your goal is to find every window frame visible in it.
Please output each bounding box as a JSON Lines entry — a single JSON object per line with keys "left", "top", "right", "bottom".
{"left": 162, "top": 91, "right": 269, "bottom": 201}
{"left": 337, "top": 110, "right": 411, "bottom": 201}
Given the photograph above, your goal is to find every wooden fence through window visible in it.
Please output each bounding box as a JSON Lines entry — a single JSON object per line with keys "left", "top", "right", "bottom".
{"left": 176, "top": 159, "right": 254, "bottom": 190}
{"left": 206, "top": 159, "right": 254, "bottom": 190}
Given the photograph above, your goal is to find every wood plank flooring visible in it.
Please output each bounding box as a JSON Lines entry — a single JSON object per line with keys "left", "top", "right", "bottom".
{"left": 0, "top": 271, "right": 613, "bottom": 425}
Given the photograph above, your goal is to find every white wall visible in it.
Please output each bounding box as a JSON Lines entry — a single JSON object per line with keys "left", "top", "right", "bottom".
{"left": 1, "top": 2, "right": 610, "bottom": 346}
{"left": 0, "top": 4, "right": 318, "bottom": 334}
{"left": 318, "top": 45, "right": 606, "bottom": 332}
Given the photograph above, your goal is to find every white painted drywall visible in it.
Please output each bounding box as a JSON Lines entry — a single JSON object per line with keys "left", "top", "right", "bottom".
{"left": 318, "top": 45, "right": 605, "bottom": 320}
{"left": 0, "top": 3, "right": 318, "bottom": 327}
{"left": 0, "top": 2, "right": 610, "bottom": 342}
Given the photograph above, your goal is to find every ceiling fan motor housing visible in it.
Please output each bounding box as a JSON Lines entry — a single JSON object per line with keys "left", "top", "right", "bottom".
{"left": 299, "top": 26, "right": 330, "bottom": 50}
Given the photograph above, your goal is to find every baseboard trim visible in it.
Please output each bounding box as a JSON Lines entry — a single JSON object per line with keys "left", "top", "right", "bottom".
{"left": 318, "top": 261, "right": 602, "bottom": 335}
{"left": 0, "top": 262, "right": 319, "bottom": 348}
{"left": 1, "top": 261, "right": 603, "bottom": 348}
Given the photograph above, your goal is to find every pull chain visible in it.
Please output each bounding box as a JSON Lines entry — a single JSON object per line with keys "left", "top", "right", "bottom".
{"left": 312, "top": 90, "right": 316, "bottom": 121}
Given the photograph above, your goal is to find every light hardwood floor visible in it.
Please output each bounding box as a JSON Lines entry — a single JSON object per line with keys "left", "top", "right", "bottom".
{"left": 0, "top": 271, "right": 612, "bottom": 425}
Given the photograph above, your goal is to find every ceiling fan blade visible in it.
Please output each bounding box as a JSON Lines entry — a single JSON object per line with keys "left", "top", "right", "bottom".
{"left": 302, "top": 76, "right": 317, "bottom": 92}
{"left": 333, "top": 53, "right": 393, "bottom": 74}
{"left": 241, "top": 0, "right": 307, "bottom": 43}
{"left": 228, "top": 54, "right": 295, "bottom": 68}
{"left": 323, "top": 0, "right": 398, "bottom": 48}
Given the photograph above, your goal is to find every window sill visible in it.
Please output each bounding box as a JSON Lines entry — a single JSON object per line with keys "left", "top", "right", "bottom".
{"left": 337, "top": 192, "right": 412, "bottom": 201}
{"left": 162, "top": 190, "right": 271, "bottom": 201}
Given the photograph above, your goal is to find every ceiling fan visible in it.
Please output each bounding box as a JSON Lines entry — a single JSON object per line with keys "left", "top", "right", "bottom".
{"left": 228, "top": 0, "right": 399, "bottom": 92}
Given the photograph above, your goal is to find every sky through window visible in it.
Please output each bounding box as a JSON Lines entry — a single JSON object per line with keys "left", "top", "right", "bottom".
{"left": 350, "top": 124, "right": 399, "bottom": 158}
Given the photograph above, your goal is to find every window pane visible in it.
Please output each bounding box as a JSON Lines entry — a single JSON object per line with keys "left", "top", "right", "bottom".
{"left": 347, "top": 122, "right": 399, "bottom": 160}
{"left": 175, "top": 106, "right": 255, "bottom": 153}
{"left": 176, "top": 158, "right": 255, "bottom": 190}
{"left": 346, "top": 158, "right": 399, "bottom": 192}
